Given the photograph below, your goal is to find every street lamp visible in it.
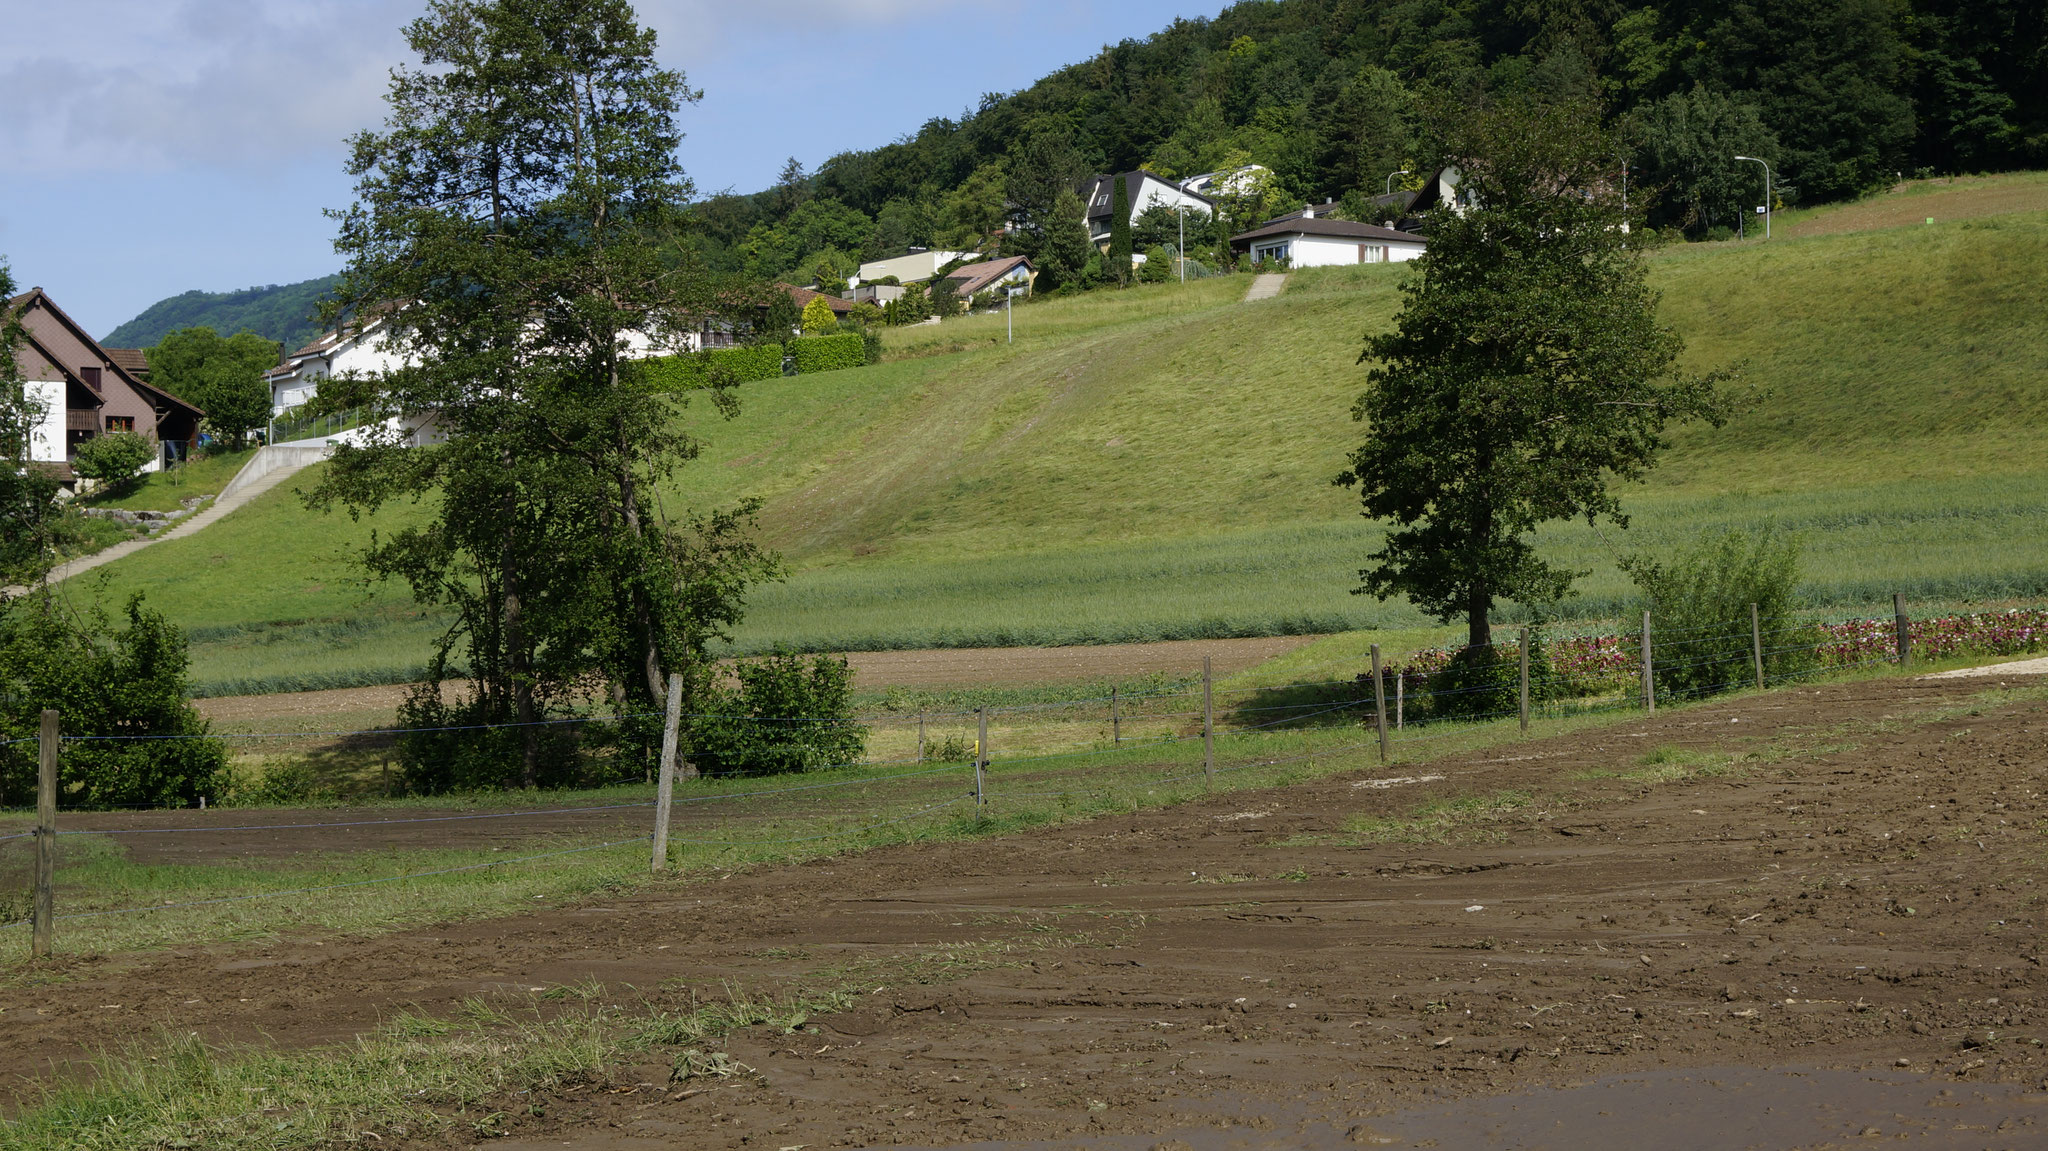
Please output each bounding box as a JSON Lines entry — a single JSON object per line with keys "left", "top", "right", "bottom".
{"left": 1734, "top": 155, "right": 1773, "bottom": 239}
{"left": 1385, "top": 168, "right": 1410, "bottom": 197}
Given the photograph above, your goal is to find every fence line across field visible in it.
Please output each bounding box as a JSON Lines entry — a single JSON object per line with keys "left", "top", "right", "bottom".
{"left": 0, "top": 596, "right": 1941, "bottom": 957}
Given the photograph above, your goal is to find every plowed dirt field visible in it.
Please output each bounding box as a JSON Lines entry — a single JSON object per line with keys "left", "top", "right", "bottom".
{"left": 9, "top": 670, "right": 2048, "bottom": 1149}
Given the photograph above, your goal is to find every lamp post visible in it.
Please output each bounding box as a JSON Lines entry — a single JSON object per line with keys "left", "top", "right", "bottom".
{"left": 1384, "top": 168, "right": 1410, "bottom": 197}
{"left": 1734, "top": 155, "right": 1773, "bottom": 239}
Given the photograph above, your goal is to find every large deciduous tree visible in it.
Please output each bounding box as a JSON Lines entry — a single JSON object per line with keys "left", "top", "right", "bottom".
{"left": 145, "top": 326, "right": 279, "bottom": 449}
{"left": 1337, "top": 98, "right": 1734, "bottom": 653}
{"left": 310, "top": 0, "right": 774, "bottom": 791}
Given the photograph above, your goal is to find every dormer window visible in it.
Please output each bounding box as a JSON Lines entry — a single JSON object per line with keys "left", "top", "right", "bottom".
{"left": 81, "top": 366, "right": 101, "bottom": 388}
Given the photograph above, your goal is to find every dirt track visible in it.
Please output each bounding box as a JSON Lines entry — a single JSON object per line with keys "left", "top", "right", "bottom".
{"left": 10, "top": 671, "right": 2048, "bottom": 1148}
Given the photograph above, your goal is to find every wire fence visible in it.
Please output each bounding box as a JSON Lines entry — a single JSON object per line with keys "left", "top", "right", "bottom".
{"left": 0, "top": 598, "right": 2033, "bottom": 955}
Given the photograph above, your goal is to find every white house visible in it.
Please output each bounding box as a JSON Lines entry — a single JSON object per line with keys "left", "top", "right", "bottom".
{"left": 1077, "top": 171, "right": 1214, "bottom": 246}
{"left": 262, "top": 316, "right": 408, "bottom": 416}
{"left": 851, "top": 249, "right": 973, "bottom": 288}
{"left": 1229, "top": 207, "right": 1428, "bottom": 268}
{"left": 1177, "top": 165, "right": 1270, "bottom": 199}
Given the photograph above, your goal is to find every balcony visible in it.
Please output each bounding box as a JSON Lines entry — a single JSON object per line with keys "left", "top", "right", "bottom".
{"left": 66, "top": 408, "right": 99, "bottom": 433}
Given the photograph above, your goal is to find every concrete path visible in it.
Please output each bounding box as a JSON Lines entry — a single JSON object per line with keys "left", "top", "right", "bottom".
{"left": 1243, "top": 272, "right": 1289, "bottom": 302}
{"left": 36, "top": 444, "right": 332, "bottom": 587}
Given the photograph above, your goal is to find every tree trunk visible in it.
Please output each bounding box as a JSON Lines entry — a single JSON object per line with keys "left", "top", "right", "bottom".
{"left": 1467, "top": 583, "right": 1492, "bottom": 651}
{"left": 502, "top": 475, "right": 537, "bottom": 788}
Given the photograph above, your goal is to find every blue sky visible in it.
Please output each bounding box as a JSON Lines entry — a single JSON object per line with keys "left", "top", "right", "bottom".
{"left": 0, "top": 0, "right": 1228, "bottom": 339}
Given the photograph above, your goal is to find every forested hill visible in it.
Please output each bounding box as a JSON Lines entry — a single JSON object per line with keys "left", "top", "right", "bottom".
{"left": 695, "top": 0, "right": 2044, "bottom": 279}
{"left": 102, "top": 274, "right": 339, "bottom": 350}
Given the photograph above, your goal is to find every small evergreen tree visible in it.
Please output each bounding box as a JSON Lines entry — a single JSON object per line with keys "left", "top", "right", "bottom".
{"left": 1108, "top": 175, "right": 1133, "bottom": 286}
{"left": 800, "top": 296, "right": 837, "bottom": 335}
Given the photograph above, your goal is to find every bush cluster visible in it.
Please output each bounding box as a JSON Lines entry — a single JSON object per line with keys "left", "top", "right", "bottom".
{"left": 0, "top": 595, "right": 229, "bottom": 807}
{"left": 690, "top": 652, "right": 866, "bottom": 777}
{"left": 789, "top": 333, "right": 866, "bottom": 375}
{"left": 636, "top": 344, "right": 784, "bottom": 391}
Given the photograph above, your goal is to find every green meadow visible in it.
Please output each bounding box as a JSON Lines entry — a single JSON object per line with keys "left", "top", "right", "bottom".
{"left": 57, "top": 179, "right": 2048, "bottom": 695}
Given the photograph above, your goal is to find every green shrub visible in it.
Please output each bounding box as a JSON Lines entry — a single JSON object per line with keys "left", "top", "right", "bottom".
{"left": 1623, "top": 526, "right": 1818, "bottom": 700}
{"left": 635, "top": 345, "right": 784, "bottom": 391}
{"left": 73, "top": 431, "right": 156, "bottom": 493}
{"left": 690, "top": 652, "right": 866, "bottom": 777}
{"left": 1425, "top": 635, "right": 1555, "bottom": 722}
{"left": 790, "top": 333, "right": 866, "bottom": 375}
{"left": 0, "top": 594, "right": 229, "bottom": 807}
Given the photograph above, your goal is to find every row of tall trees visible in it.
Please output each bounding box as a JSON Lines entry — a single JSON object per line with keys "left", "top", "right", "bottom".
{"left": 686, "top": 0, "right": 2041, "bottom": 273}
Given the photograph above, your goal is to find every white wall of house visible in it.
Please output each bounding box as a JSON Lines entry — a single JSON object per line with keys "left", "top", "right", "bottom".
{"left": 852, "top": 250, "right": 970, "bottom": 287}
{"left": 1248, "top": 233, "right": 1426, "bottom": 267}
{"left": 25, "top": 381, "right": 63, "bottom": 464}
{"left": 1132, "top": 178, "right": 1212, "bottom": 220}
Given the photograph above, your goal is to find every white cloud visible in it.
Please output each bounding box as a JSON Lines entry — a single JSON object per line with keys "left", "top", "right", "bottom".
{"left": 0, "top": 0, "right": 411, "bottom": 174}
{"left": 0, "top": 0, "right": 1016, "bottom": 177}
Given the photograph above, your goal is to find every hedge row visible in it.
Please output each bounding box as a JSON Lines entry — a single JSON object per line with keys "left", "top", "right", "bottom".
{"left": 790, "top": 333, "right": 866, "bottom": 375}
{"left": 637, "top": 344, "right": 782, "bottom": 391}
{"left": 638, "top": 333, "right": 872, "bottom": 392}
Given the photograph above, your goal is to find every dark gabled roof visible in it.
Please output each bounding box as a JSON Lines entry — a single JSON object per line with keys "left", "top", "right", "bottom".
{"left": 1078, "top": 171, "right": 1211, "bottom": 223}
{"left": 1229, "top": 216, "right": 1428, "bottom": 246}
{"left": 104, "top": 347, "right": 149, "bottom": 379}
{"left": 775, "top": 283, "right": 855, "bottom": 315}
{"left": 943, "top": 256, "right": 1033, "bottom": 298}
{"left": 8, "top": 288, "right": 204, "bottom": 417}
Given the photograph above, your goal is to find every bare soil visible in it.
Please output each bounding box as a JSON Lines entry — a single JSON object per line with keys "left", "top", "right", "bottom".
{"left": 10, "top": 671, "right": 2048, "bottom": 1149}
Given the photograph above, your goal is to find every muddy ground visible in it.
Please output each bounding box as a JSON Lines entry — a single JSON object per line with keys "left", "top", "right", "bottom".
{"left": 8, "top": 671, "right": 2048, "bottom": 1149}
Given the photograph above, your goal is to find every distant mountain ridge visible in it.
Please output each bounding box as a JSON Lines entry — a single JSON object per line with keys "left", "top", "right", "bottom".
{"left": 102, "top": 274, "right": 339, "bottom": 350}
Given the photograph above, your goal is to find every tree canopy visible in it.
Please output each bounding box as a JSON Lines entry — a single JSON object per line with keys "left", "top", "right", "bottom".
{"left": 310, "top": 0, "right": 775, "bottom": 791}
{"left": 1337, "top": 98, "right": 1735, "bottom": 650}
{"left": 146, "top": 326, "right": 279, "bottom": 448}
{"left": 676, "top": 0, "right": 2042, "bottom": 280}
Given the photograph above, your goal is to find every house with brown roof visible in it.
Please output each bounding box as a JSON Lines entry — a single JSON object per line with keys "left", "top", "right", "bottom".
{"left": 7, "top": 287, "right": 204, "bottom": 484}
{"left": 941, "top": 256, "right": 1035, "bottom": 305}
{"left": 1229, "top": 206, "right": 1428, "bottom": 268}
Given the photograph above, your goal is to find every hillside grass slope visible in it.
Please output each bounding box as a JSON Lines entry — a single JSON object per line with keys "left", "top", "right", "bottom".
{"left": 66, "top": 181, "right": 2048, "bottom": 694}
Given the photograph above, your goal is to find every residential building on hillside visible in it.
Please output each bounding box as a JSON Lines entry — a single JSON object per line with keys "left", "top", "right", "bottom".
{"left": 265, "top": 311, "right": 734, "bottom": 424}
{"left": 1176, "top": 165, "right": 1269, "bottom": 199}
{"left": 264, "top": 314, "right": 404, "bottom": 416}
{"left": 1364, "top": 166, "right": 1468, "bottom": 233}
{"left": 1077, "top": 172, "right": 1213, "bottom": 247}
{"left": 852, "top": 249, "right": 973, "bottom": 288}
{"left": 7, "top": 287, "right": 205, "bottom": 484}
{"left": 942, "top": 256, "right": 1034, "bottom": 305}
{"left": 1229, "top": 206, "right": 1428, "bottom": 267}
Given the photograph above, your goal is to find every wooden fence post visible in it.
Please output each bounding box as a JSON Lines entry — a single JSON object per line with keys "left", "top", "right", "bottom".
{"left": 1111, "top": 687, "right": 1120, "bottom": 747}
{"left": 1370, "top": 645, "right": 1389, "bottom": 764}
{"left": 975, "top": 708, "right": 988, "bottom": 815}
{"left": 1751, "top": 603, "right": 1765, "bottom": 690}
{"left": 1396, "top": 670, "right": 1404, "bottom": 731}
{"left": 1641, "top": 611, "right": 1656, "bottom": 714}
{"left": 33, "top": 709, "right": 57, "bottom": 959}
{"left": 1894, "top": 593, "right": 1911, "bottom": 667}
{"left": 1202, "top": 657, "right": 1215, "bottom": 788}
{"left": 917, "top": 712, "right": 926, "bottom": 764}
{"left": 650, "top": 674, "right": 682, "bottom": 873}
{"left": 1518, "top": 628, "right": 1531, "bottom": 733}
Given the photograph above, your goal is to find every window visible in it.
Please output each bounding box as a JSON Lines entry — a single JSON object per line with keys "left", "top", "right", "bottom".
{"left": 80, "top": 366, "right": 102, "bottom": 388}
{"left": 105, "top": 415, "right": 135, "bottom": 434}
